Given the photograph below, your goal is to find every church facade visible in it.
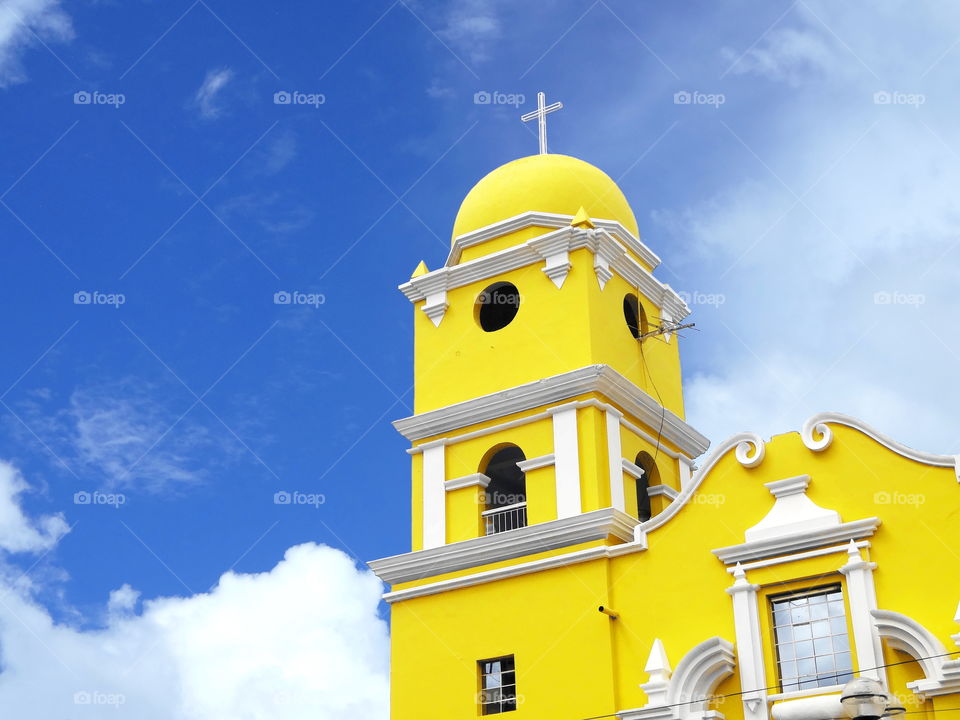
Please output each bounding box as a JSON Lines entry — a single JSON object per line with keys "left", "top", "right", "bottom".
{"left": 369, "top": 152, "right": 960, "bottom": 720}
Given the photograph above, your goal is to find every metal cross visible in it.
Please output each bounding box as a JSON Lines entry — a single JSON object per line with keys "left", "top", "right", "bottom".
{"left": 521, "top": 91, "right": 563, "bottom": 155}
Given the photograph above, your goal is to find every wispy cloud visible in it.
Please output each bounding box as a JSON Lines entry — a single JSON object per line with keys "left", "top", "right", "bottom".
{"left": 0, "top": 0, "right": 73, "bottom": 87}
{"left": 0, "top": 460, "right": 69, "bottom": 554}
{"left": 436, "top": 0, "right": 501, "bottom": 65}
{"left": 193, "top": 66, "right": 233, "bottom": 119}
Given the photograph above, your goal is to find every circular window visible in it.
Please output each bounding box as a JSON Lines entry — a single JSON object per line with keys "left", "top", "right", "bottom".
{"left": 477, "top": 282, "right": 521, "bottom": 332}
{"left": 623, "top": 293, "right": 647, "bottom": 339}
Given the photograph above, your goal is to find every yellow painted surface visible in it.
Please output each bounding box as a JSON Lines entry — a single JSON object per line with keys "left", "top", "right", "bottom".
{"left": 387, "top": 154, "right": 959, "bottom": 720}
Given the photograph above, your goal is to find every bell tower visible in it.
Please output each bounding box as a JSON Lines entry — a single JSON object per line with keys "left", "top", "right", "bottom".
{"left": 371, "top": 151, "right": 710, "bottom": 718}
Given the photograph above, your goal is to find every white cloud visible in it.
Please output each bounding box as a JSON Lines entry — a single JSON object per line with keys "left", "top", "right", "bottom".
{"left": 436, "top": 0, "right": 501, "bottom": 65}
{"left": 0, "top": 464, "right": 389, "bottom": 718}
{"left": 0, "top": 0, "right": 72, "bottom": 87}
{"left": 194, "top": 67, "right": 234, "bottom": 119}
{"left": 0, "top": 460, "right": 69, "bottom": 553}
{"left": 655, "top": 1, "right": 960, "bottom": 454}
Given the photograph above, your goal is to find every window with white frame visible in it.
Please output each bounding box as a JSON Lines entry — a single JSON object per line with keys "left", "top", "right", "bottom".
{"left": 479, "top": 655, "right": 517, "bottom": 714}
{"left": 771, "top": 585, "right": 854, "bottom": 692}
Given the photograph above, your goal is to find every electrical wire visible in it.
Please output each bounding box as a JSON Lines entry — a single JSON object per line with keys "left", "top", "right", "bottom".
{"left": 577, "top": 649, "right": 960, "bottom": 720}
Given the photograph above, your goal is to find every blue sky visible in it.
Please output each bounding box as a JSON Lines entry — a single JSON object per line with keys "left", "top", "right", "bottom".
{"left": 1, "top": 0, "right": 959, "bottom": 716}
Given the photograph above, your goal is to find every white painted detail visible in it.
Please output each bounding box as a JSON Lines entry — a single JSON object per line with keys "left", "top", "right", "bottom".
{"left": 872, "top": 608, "right": 960, "bottom": 698}
{"left": 422, "top": 290, "right": 449, "bottom": 327}
{"left": 712, "top": 517, "right": 880, "bottom": 565}
{"left": 517, "top": 454, "right": 555, "bottom": 472}
{"left": 622, "top": 458, "right": 645, "bottom": 479}
{"left": 771, "top": 694, "right": 843, "bottom": 720}
{"left": 727, "top": 565, "right": 767, "bottom": 720}
{"left": 641, "top": 639, "right": 672, "bottom": 706}
{"left": 607, "top": 409, "right": 626, "bottom": 511}
{"left": 648, "top": 484, "right": 679, "bottom": 501}
{"left": 725, "top": 541, "right": 870, "bottom": 574}
{"left": 444, "top": 473, "right": 490, "bottom": 491}
{"left": 370, "top": 507, "right": 640, "bottom": 588}
{"left": 594, "top": 252, "right": 613, "bottom": 289}
{"left": 422, "top": 445, "right": 446, "bottom": 549}
{"left": 552, "top": 406, "right": 582, "bottom": 518}
{"left": 735, "top": 434, "right": 766, "bottom": 468}
{"left": 839, "top": 541, "right": 886, "bottom": 685}
{"left": 801, "top": 412, "right": 960, "bottom": 481}
{"left": 744, "top": 476, "right": 841, "bottom": 544}
{"left": 394, "top": 364, "right": 710, "bottom": 458}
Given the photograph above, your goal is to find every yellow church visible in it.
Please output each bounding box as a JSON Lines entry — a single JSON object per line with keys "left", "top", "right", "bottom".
{"left": 369, "top": 101, "right": 960, "bottom": 720}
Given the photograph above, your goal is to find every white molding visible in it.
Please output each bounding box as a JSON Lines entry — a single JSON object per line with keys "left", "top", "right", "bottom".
{"left": 767, "top": 685, "right": 845, "bottom": 703}
{"left": 444, "top": 473, "right": 489, "bottom": 491}
{"left": 744, "top": 475, "right": 842, "bottom": 544}
{"left": 620, "top": 637, "right": 735, "bottom": 720}
{"left": 725, "top": 541, "right": 870, "bottom": 574}
{"left": 406, "top": 224, "right": 689, "bottom": 328}
{"left": 801, "top": 412, "right": 960, "bottom": 481}
{"left": 712, "top": 517, "right": 881, "bottom": 565}
{"left": 871, "top": 608, "right": 960, "bottom": 698}
{"left": 771, "top": 693, "right": 843, "bottom": 720}
{"left": 648, "top": 484, "right": 679, "bottom": 501}
{"left": 394, "top": 364, "right": 710, "bottom": 459}
{"left": 839, "top": 541, "right": 886, "bottom": 685}
{"left": 727, "top": 565, "right": 767, "bottom": 720}
{"left": 641, "top": 639, "right": 672, "bottom": 706}
{"left": 607, "top": 409, "right": 626, "bottom": 512}
{"left": 622, "top": 458, "right": 646, "bottom": 479}
{"left": 369, "top": 507, "right": 639, "bottom": 586}
{"left": 422, "top": 445, "right": 445, "bottom": 549}
{"left": 517, "top": 454, "right": 555, "bottom": 472}
{"left": 447, "top": 210, "right": 661, "bottom": 270}
{"left": 553, "top": 406, "right": 582, "bottom": 518}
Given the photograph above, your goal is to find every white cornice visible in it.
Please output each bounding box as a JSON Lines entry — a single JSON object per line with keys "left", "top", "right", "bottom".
{"left": 517, "top": 454, "right": 555, "bottom": 471}
{"left": 446, "top": 210, "right": 661, "bottom": 270}
{"left": 444, "top": 473, "right": 490, "bottom": 491}
{"left": 393, "top": 364, "right": 710, "bottom": 459}
{"left": 801, "top": 412, "right": 960, "bottom": 481}
{"left": 368, "top": 507, "right": 638, "bottom": 586}
{"left": 711, "top": 517, "right": 881, "bottom": 565}
{"left": 402, "top": 225, "right": 689, "bottom": 326}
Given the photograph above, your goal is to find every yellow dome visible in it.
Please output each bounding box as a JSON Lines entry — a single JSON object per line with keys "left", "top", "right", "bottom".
{"left": 452, "top": 154, "right": 639, "bottom": 240}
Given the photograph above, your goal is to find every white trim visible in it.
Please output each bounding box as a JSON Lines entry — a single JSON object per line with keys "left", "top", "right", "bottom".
{"left": 382, "top": 533, "right": 648, "bottom": 603}
{"left": 648, "top": 484, "right": 679, "bottom": 501}
{"left": 394, "top": 364, "right": 710, "bottom": 459}
{"left": 727, "top": 565, "right": 767, "bottom": 720}
{"left": 517, "top": 453, "right": 555, "bottom": 472}
{"left": 712, "top": 517, "right": 881, "bottom": 565}
{"left": 743, "top": 475, "right": 842, "bottom": 544}
{"left": 839, "top": 541, "right": 886, "bottom": 685}
{"left": 619, "top": 415, "right": 684, "bottom": 460}
{"left": 447, "top": 210, "right": 661, "bottom": 270}
{"left": 641, "top": 639, "right": 672, "bottom": 706}
{"left": 607, "top": 409, "right": 626, "bottom": 512}
{"left": 553, "top": 406, "right": 582, "bottom": 518}
{"left": 724, "top": 541, "right": 870, "bottom": 574}
{"left": 622, "top": 458, "right": 645, "bottom": 479}
{"left": 767, "top": 685, "right": 845, "bottom": 703}
{"left": 422, "top": 445, "right": 445, "bottom": 549}
{"left": 871, "top": 609, "right": 960, "bottom": 698}
{"left": 801, "top": 412, "right": 960, "bottom": 481}
{"left": 771, "top": 693, "right": 843, "bottom": 720}
{"left": 369, "top": 507, "right": 639, "bottom": 586}
{"left": 444, "top": 473, "right": 489, "bottom": 491}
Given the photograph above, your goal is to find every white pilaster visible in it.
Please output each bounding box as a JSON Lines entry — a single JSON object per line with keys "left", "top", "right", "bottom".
{"left": 839, "top": 541, "right": 886, "bottom": 684}
{"left": 551, "top": 406, "right": 582, "bottom": 518}
{"left": 727, "top": 564, "right": 767, "bottom": 720}
{"left": 606, "top": 409, "right": 626, "bottom": 512}
{"left": 422, "top": 444, "right": 446, "bottom": 548}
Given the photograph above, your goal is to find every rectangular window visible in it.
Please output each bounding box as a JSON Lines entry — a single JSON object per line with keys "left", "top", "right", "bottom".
{"left": 771, "top": 585, "right": 854, "bottom": 692}
{"left": 479, "top": 655, "right": 517, "bottom": 714}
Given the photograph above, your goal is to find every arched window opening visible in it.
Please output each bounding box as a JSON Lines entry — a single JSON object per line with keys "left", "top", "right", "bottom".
{"left": 477, "top": 282, "right": 521, "bottom": 332}
{"left": 482, "top": 445, "right": 527, "bottom": 534}
{"left": 623, "top": 293, "right": 648, "bottom": 340}
{"left": 634, "top": 451, "right": 659, "bottom": 522}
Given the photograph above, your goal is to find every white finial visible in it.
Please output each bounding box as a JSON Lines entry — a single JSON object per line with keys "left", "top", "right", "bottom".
{"left": 521, "top": 91, "right": 563, "bottom": 154}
